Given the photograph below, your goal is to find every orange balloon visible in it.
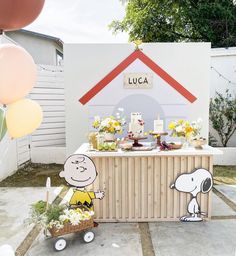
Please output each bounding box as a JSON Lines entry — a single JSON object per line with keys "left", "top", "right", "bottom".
{"left": 6, "top": 99, "right": 43, "bottom": 139}
{"left": 0, "top": 0, "right": 45, "bottom": 31}
{"left": 0, "top": 44, "right": 37, "bottom": 105}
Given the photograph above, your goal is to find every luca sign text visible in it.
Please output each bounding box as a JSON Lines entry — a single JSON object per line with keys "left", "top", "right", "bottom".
{"left": 124, "top": 73, "right": 153, "bottom": 89}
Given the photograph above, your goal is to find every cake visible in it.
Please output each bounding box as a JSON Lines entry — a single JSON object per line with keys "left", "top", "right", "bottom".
{"left": 128, "top": 112, "right": 144, "bottom": 138}
{"left": 153, "top": 114, "right": 164, "bottom": 133}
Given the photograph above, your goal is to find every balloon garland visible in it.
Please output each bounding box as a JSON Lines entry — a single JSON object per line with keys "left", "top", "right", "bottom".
{"left": 0, "top": 0, "right": 45, "bottom": 140}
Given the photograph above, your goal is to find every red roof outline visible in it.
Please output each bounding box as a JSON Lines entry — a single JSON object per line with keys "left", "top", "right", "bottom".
{"left": 79, "top": 50, "right": 197, "bottom": 105}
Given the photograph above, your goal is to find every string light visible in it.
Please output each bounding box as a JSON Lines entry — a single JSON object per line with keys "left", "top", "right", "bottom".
{"left": 211, "top": 66, "right": 236, "bottom": 86}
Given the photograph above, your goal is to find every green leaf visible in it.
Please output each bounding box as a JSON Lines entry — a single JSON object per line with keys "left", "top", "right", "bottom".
{"left": 110, "top": 0, "right": 236, "bottom": 47}
{"left": 209, "top": 89, "right": 236, "bottom": 147}
{"left": 0, "top": 108, "right": 7, "bottom": 141}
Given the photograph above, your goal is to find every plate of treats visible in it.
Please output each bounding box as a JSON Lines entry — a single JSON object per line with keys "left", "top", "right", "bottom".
{"left": 131, "top": 146, "right": 154, "bottom": 151}
{"left": 160, "top": 141, "right": 182, "bottom": 151}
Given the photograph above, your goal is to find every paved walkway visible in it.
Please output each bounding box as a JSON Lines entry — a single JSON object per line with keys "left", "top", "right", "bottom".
{"left": 0, "top": 187, "right": 62, "bottom": 251}
{"left": 215, "top": 185, "right": 236, "bottom": 205}
{"left": 27, "top": 223, "right": 143, "bottom": 256}
{"left": 0, "top": 186, "right": 236, "bottom": 256}
{"left": 149, "top": 220, "right": 236, "bottom": 256}
{"left": 212, "top": 192, "right": 236, "bottom": 216}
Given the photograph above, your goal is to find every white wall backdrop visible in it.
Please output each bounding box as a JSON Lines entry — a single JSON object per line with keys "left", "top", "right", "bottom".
{"left": 1, "top": 41, "right": 235, "bottom": 180}
{"left": 65, "top": 43, "right": 211, "bottom": 155}
{"left": 210, "top": 47, "right": 236, "bottom": 147}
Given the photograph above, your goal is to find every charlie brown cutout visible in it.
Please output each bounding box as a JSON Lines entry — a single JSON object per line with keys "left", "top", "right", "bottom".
{"left": 60, "top": 154, "right": 105, "bottom": 210}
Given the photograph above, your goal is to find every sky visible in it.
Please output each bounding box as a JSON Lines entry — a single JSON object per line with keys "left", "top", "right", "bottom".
{"left": 26, "top": 0, "right": 129, "bottom": 43}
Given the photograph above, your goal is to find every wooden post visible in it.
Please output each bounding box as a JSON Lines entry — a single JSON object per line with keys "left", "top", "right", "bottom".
{"left": 46, "top": 177, "right": 51, "bottom": 210}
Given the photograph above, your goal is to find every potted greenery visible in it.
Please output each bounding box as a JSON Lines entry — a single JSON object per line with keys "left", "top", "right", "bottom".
{"left": 209, "top": 89, "right": 236, "bottom": 164}
{"left": 209, "top": 89, "right": 236, "bottom": 147}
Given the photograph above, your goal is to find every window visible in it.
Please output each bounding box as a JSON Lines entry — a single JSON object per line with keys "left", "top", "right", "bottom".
{"left": 56, "top": 49, "right": 63, "bottom": 65}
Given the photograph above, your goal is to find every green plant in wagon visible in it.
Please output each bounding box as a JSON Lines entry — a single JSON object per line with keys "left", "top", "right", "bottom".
{"left": 28, "top": 200, "right": 94, "bottom": 230}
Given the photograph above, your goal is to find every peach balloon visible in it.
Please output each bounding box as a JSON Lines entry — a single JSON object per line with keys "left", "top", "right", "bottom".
{"left": 6, "top": 99, "right": 43, "bottom": 139}
{"left": 0, "top": 44, "right": 37, "bottom": 105}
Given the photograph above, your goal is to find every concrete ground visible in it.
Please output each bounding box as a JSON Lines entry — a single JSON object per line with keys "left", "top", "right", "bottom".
{"left": 149, "top": 220, "right": 236, "bottom": 256}
{"left": 0, "top": 187, "right": 62, "bottom": 251}
{"left": 211, "top": 193, "right": 236, "bottom": 216}
{"left": 215, "top": 185, "right": 236, "bottom": 205}
{"left": 0, "top": 185, "right": 236, "bottom": 256}
{"left": 27, "top": 223, "right": 142, "bottom": 256}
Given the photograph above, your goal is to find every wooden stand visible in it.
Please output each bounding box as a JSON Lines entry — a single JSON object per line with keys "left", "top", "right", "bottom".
{"left": 76, "top": 143, "right": 222, "bottom": 222}
{"left": 128, "top": 136, "right": 147, "bottom": 147}
{"left": 149, "top": 132, "right": 168, "bottom": 146}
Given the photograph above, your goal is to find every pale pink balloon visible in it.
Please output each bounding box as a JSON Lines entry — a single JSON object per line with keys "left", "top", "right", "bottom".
{"left": 0, "top": 44, "right": 36, "bottom": 105}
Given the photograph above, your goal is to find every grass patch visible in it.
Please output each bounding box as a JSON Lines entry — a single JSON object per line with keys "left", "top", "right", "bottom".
{"left": 0, "top": 163, "right": 235, "bottom": 187}
{"left": 213, "top": 165, "right": 236, "bottom": 185}
{"left": 0, "top": 162, "right": 66, "bottom": 187}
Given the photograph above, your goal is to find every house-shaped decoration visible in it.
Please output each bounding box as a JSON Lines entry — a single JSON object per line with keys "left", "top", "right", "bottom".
{"left": 78, "top": 49, "right": 197, "bottom": 134}
{"left": 79, "top": 50, "right": 197, "bottom": 105}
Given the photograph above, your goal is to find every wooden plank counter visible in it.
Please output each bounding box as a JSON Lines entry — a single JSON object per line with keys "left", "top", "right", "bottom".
{"left": 75, "top": 144, "right": 222, "bottom": 222}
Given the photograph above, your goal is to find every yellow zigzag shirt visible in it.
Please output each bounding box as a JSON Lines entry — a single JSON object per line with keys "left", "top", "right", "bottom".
{"left": 69, "top": 189, "right": 95, "bottom": 210}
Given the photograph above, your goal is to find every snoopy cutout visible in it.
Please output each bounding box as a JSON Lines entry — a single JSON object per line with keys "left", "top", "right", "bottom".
{"left": 170, "top": 168, "right": 213, "bottom": 222}
{"left": 60, "top": 154, "right": 105, "bottom": 210}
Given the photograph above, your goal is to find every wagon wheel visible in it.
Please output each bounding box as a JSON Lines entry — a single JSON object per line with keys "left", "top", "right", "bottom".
{"left": 54, "top": 237, "right": 67, "bottom": 251}
{"left": 83, "top": 230, "right": 95, "bottom": 243}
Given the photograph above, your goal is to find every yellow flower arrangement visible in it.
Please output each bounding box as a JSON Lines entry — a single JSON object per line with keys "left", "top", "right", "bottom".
{"left": 92, "top": 113, "right": 126, "bottom": 134}
{"left": 168, "top": 119, "right": 202, "bottom": 138}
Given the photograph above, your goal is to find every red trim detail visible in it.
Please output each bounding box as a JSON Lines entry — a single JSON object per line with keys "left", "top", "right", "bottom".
{"left": 79, "top": 50, "right": 197, "bottom": 105}
{"left": 79, "top": 51, "right": 140, "bottom": 105}
{"left": 138, "top": 51, "right": 197, "bottom": 103}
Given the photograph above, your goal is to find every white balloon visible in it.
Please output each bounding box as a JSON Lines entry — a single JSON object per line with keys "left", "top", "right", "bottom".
{"left": 0, "top": 244, "right": 15, "bottom": 256}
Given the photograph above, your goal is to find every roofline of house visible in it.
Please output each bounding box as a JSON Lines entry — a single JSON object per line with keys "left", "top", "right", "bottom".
{"left": 79, "top": 49, "right": 197, "bottom": 105}
{"left": 10, "top": 29, "right": 64, "bottom": 48}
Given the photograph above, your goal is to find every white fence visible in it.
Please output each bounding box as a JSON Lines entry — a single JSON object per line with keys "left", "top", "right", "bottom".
{"left": 3, "top": 65, "right": 66, "bottom": 175}
{"left": 15, "top": 65, "right": 66, "bottom": 167}
{"left": 29, "top": 65, "right": 66, "bottom": 164}
{"left": 0, "top": 34, "right": 66, "bottom": 181}
{"left": 17, "top": 137, "right": 31, "bottom": 166}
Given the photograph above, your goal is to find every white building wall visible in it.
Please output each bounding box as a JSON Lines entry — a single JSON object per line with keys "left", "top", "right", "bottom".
{"left": 65, "top": 43, "right": 211, "bottom": 155}
{"left": 210, "top": 48, "right": 236, "bottom": 147}
{"left": 5, "top": 31, "right": 62, "bottom": 65}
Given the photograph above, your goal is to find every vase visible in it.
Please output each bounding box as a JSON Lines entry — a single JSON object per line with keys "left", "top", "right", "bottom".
{"left": 96, "top": 133, "right": 105, "bottom": 146}
{"left": 180, "top": 137, "right": 189, "bottom": 149}
{"left": 88, "top": 132, "right": 98, "bottom": 149}
{"left": 104, "top": 133, "right": 115, "bottom": 141}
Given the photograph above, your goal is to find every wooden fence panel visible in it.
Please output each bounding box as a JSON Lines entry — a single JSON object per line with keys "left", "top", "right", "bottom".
{"left": 91, "top": 155, "right": 213, "bottom": 222}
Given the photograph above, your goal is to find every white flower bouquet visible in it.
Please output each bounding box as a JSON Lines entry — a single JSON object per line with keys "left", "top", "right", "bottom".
{"left": 168, "top": 118, "right": 202, "bottom": 139}
{"left": 92, "top": 108, "right": 126, "bottom": 134}
{"left": 28, "top": 200, "right": 94, "bottom": 231}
